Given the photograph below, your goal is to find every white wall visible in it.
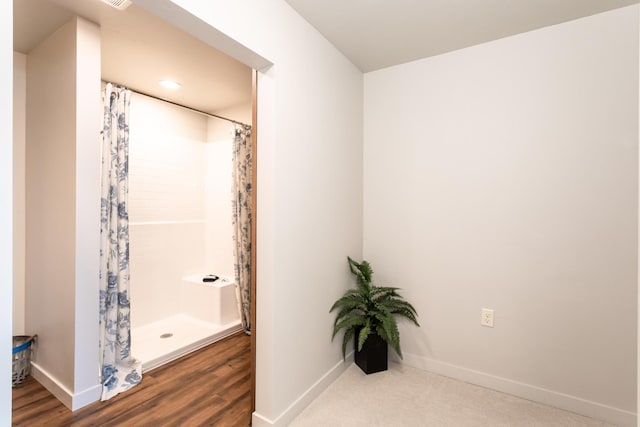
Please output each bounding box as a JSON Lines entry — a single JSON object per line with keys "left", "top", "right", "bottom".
{"left": 13, "top": 52, "right": 26, "bottom": 336}
{"left": 128, "top": 94, "right": 241, "bottom": 329}
{"left": 134, "top": 1, "right": 364, "bottom": 425}
{"left": 72, "top": 17, "right": 101, "bottom": 405}
{"left": 364, "top": 6, "right": 638, "bottom": 426}
{"left": 128, "top": 93, "right": 208, "bottom": 327}
{"left": 0, "top": 0, "right": 13, "bottom": 422}
{"left": 26, "top": 16, "right": 79, "bottom": 395}
{"left": 25, "top": 17, "right": 101, "bottom": 410}
{"left": 204, "top": 129, "right": 234, "bottom": 279}
{"left": 209, "top": 103, "right": 253, "bottom": 139}
{"left": 1, "top": 3, "right": 637, "bottom": 427}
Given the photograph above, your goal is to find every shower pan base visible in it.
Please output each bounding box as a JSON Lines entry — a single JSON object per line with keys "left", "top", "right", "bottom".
{"left": 132, "top": 313, "right": 242, "bottom": 372}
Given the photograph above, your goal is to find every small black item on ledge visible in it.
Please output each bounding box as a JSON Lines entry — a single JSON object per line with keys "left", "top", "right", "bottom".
{"left": 203, "top": 274, "right": 219, "bottom": 283}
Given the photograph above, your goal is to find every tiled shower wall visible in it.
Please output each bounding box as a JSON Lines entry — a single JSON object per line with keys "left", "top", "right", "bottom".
{"left": 205, "top": 119, "right": 234, "bottom": 280}
{"left": 128, "top": 93, "right": 234, "bottom": 328}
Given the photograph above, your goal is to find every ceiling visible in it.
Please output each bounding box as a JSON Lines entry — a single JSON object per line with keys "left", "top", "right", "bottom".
{"left": 284, "top": 0, "right": 640, "bottom": 72}
{"left": 14, "top": 0, "right": 640, "bottom": 95}
{"left": 13, "top": 0, "right": 253, "bottom": 117}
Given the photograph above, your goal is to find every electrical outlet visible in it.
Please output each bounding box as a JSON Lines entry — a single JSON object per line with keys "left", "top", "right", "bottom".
{"left": 481, "top": 308, "right": 494, "bottom": 327}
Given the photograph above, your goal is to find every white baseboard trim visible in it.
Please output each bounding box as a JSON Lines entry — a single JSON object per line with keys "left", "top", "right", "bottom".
{"left": 30, "top": 362, "right": 73, "bottom": 410}
{"left": 30, "top": 362, "right": 101, "bottom": 411}
{"left": 252, "top": 351, "right": 354, "bottom": 427}
{"left": 400, "top": 352, "right": 636, "bottom": 427}
{"left": 71, "top": 383, "right": 101, "bottom": 411}
{"left": 251, "top": 412, "right": 273, "bottom": 427}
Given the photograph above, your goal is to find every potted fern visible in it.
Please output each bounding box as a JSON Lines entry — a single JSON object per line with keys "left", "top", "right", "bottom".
{"left": 330, "top": 257, "right": 419, "bottom": 374}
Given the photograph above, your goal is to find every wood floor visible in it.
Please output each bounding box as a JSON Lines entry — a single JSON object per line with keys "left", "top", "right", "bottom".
{"left": 12, "top": 332, "right": 252, "bottom": 427}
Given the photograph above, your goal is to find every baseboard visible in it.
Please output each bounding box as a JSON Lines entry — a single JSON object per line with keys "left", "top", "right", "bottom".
{"left": 251, "top": 351, "right": 354, "bottom": 427}
{"left": 251, "top": 412, "right": 273, "bottom": 427}
{"left": 30, "top": 362, "right": 73, "bottom": 410}
{"left": 400, "top": 352, "right": 637, "bottom": 427}
{"left": 30, "top": 362, "right": 101, "bottom": 411}
{"left": 71, "top": 383, "right": 102, "bottom": 411}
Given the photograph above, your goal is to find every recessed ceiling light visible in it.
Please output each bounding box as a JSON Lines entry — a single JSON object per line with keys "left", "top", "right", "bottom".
{"left": 159, "top": 80, "right": 181, "bottom": 90}
{"left": 99, "top": 0, "right": 132, "bottom": 10}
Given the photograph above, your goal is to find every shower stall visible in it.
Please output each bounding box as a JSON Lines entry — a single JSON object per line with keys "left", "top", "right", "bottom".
{"left": 127, "top": 92, "right": 242, "bottom": 371}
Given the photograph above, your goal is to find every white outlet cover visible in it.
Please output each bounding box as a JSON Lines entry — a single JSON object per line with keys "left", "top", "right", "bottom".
{"left": 481, "top": 308, "right": 494, "bottom": 327}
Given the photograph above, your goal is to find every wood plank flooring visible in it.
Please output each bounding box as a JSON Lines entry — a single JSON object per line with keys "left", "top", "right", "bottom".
{"left": 12, "top": 332, "right": 252, "bottom": 427}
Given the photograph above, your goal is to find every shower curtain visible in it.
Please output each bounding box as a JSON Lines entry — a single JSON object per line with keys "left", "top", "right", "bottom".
{"left": 99, "top": 83, "right": 142, "bottom": 400}
{"left": 232, "top": 124, "right": 253, "bottom": 333}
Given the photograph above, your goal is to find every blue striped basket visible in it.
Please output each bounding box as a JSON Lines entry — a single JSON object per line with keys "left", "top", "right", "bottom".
{"left": 12, "top": 335, "right": 36, "bottom": 387}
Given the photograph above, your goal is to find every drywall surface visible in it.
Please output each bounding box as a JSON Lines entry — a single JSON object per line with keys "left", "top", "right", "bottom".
{"left": 0, "top": 0, "right": 13, "bottom": 422}
{"left": 25, "top": 17, "right": 102, "bottom": 408}
{"left": 134, "top": 1, "right": 364, "bottom": 424}
{"left": 364, "top": 5, "right": 638, "bottom": 425}
{"left": 13, "top": 52, "right": 26, "bottom": 336}
{"left": 206, "top": 105, "right": 252, "bottom": 142}
{"left": 72, "top": 17, "right": 101, "bottom": 403}
{"left": 26, "top": 16, "right": 78, "bottom": 394}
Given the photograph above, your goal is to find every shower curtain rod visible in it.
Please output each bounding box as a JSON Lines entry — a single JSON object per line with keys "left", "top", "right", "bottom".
{"left": 110, "top": 83, "right": 250, "bottom": 127}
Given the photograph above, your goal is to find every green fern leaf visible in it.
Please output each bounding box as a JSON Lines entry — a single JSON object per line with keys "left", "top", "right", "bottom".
{"left": 357, "top": 321, "right": 371, "bottom": 351}
{"left": 347, "top": 257, "right": 373, "bottom": 291}
{"left": 370, "top": 286, "right": 401, "bottom": 300}
{"left": 341, "top": 327, "right": 355, "bottom": 360}
{"left": 376, "top": 317, "right": 402, "bottom": 359}
{"left": 331, "top": 257, "right": 420, "bottom": 360}
{"left": 333, "top": 315, "right": 366, "bottom": 339}
{"left": 376, "top": 299, "right": 419, "bottom": 326}
{"left": 329, "top": 293, "right": 366, "bottom": 313}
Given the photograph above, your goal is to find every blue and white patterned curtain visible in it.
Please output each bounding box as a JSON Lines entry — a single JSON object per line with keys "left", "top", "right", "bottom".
{"left": 232, "top": 124, "right": 253, "bottom": 333}
{"left": 99, "top": 83, "right": 142, "bottom": 401}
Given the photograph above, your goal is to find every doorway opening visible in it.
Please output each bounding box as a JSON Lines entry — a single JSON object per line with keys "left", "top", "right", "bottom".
{"left": 12, "top": 0, "right": 258, "bottom": 417}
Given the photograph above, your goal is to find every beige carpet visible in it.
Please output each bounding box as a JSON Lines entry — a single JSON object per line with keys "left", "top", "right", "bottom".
{"left": 288, "top": 362, "right": 614, "bottom": 427}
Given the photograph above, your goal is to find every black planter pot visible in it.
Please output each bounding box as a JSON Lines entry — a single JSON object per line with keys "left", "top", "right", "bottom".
{"left": 355, "top": 332, "right": 388, "bottom": 374}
